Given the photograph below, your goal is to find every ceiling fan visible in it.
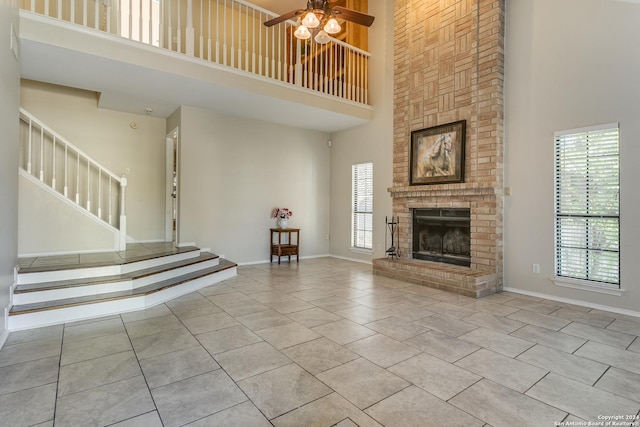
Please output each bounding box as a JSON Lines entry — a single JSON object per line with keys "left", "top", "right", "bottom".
{"left": 264, "top": 0, "right": 375, "bottom": 44}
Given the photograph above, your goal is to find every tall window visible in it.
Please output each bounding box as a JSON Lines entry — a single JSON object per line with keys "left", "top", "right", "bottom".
{"left": 352, "top": 162, "right": 373, "bottom": 250}
{"left": 554, "top": 123, "right": 620, "bottom": 288}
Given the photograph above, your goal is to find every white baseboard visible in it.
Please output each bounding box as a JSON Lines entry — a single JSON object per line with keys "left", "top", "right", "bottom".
{"left": 329, "top": 254, "right": 373, "bottom": 265}
{"left": 503, "top": 287, "right": 640, "bottom": 319}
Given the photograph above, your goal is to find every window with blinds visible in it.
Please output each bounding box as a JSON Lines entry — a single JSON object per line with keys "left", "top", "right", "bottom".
{"left": 554, "top": 123, "right": 620, "bottom": 288}
{"left": 352, "top": 162, "right": 373, "bottom": 250}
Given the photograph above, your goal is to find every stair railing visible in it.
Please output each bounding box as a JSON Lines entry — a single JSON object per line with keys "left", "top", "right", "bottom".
{"left": 20, "top": 0, "right": 370, "bottom": 104}
{"left": 19, "top": 108, "right": 128, "bottom": 250}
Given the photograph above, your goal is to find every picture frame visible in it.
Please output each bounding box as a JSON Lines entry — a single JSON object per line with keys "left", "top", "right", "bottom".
{"left": 410, "top": 120, "right": 466, "bottom": 185}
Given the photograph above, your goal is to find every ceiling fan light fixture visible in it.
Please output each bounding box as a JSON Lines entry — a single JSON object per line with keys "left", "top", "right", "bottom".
{"left": 314, "top": 29, "right": 331, "bottom": 44}
{"left": 301, "top": 11, "right": 320, "bottom": 28}
{"left": 294, "top": 24, "right": 312, "bottom": 40}
{"left": 323, "top": 17, "right": 341, "bottom": 34}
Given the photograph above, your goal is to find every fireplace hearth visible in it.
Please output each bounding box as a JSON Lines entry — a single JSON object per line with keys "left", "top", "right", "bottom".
{"left": 413, "top": 208, "right": 471, "bottom": 267}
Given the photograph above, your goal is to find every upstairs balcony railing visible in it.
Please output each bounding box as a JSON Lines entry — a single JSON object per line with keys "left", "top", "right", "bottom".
{"left": 20, "top": 0, "right": 371, "bottom": 104}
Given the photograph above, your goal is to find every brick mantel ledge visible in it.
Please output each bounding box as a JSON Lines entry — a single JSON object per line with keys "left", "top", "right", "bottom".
{"left": 388, "top": 183, "right": 499, "bottom": 199}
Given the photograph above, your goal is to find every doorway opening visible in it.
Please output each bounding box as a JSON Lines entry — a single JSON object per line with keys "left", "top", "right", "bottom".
{"left": 165, "top": 128, "right": 179, "bottom": 245}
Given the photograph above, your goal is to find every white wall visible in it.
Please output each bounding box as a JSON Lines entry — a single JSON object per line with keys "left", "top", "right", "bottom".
{"left": 20, "top": 81, "right": 167, "bottom": 246}
{"left": 18, "top": 175, "right": 118, "bottom": 254}
{"left": 504, "top": 0, "right": 640, "bottom": 312}
{"left": 0, "top": 0, "right": 20, "bottom": 339}
{"left": 178, "top": 106, "right": 331, "bottom": 263}
{"left": 329, "top": 0, "right": 394, "bottom": 261}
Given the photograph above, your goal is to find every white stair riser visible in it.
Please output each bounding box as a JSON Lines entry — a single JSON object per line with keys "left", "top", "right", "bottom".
{"left": 8, "top": 267, "right": 236, "bottom": 331}
{"left": 120, "top": 250, "right": 201, "bottom": 274}
{"left": 13, "top": 280, "right": 131, "bottom": 305}
{"left": 12, "top": 258, "right": 220, "bottom": 305}
{"left": 17, "top": 250, "right": 201, "bottom": 285}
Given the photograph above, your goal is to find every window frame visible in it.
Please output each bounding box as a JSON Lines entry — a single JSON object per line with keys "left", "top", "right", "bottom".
{"left": 553, "top": 123, "right": 621, "bottom": 294}
{"left": 351, "top": 161, "right": 373, "bottom": 251}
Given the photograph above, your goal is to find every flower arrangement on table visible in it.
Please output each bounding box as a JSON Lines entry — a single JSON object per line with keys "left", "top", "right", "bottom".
{"left": 272, "top": 207, "right": 293, "bottom": 219}
{"left": 272, "top": 207, "right": 293, "bottom": 228}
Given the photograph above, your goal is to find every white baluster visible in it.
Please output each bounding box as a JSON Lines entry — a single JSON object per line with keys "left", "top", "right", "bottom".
{"left": 39, "top": 127, "right": 44, "bottom": 182}
{"left": 215, "top": 0, "right": 219, "bottom": 62}
{"left": 295, "top": 37, "right": 302, "bottom": 86}
{"left": 30, "top": 0, "right": 34, "bottom": 12}
{"left": 64, "top": 144, "right": 68, "bottom": 197}
{"left": 98, "top": 168, "right": 102, "bottom": 219}
{"left": 83, "top": 0, "right": 87, "bottom": 27}
{"left": 52, "top": 136, "right": 56, "bottom": 190}
{"left": 251, "top": 9, "right": 256, "bottom": 73}
{"left": 177, "top": 0, "right": 181, "bottom": 53}
{"left": 264, "top": 22, "right": 269, "bottom": 76}
{"left": 45, "top": 0, "right": 49, "bottom": 16}
{"left": 128, "top": 0, "right": 133, "bottom": 40}
{"left": 87, "top": 159, "right": 91, "bottom": 211}
{"left": 158, "top": 0, "right": 164, "bottom": 47}
{"left": 27, "top": 118, "right": 32, "bottom": 174}
{"left": 230, "top": 0, "right": 234, "bottom": 66}
{"left": 270, "top": 25, "right": 275, "bottom": 78}
{"left": 109, "top": 175, "right": 113, "bottom": 224}
{"left": 119, "top": 175, "right": 128, "bottom": 251}
{"left": 57, "top": 0, "right": 61, "bottom": 19}
{"left": 186, "top": 0, "right": 194, "bottom": 55}
{"left": 199, "top": 0, "right": 203, "bottom": 58}
{"left": 138, "top": 0, "right": 143, "bottom": 41}
{"left": 94, "top": 0, "right": 99, "bottom": 30}
{"left": 223, "top": 0, "right": 227, "bottom": 65}
{"left": 107, "top": 3, "right": 111, "bottom": 34}
{"left": 277, "top": 24, "right": 281, "bottom": 80}
{"left": 167, "top": 0, "right": 172, "bottom": 50}
{"left": 148, "top": 0, "right": 152, "bottom": 44}
{"left": 258, "top": 11, "right": 263, "bottom": 75}
{"left": 207, "top": 0, "right": 212, "bottom": 60}
{"left": 70, "top": 0, "right": 75, "bottom": 24}
{"left": 76, "top": 152, "right": 80, "bottom": 204}
{"left": 237, "top": 3, "right": 243, "bottom": 70}
{"left": 244, "top": 5, "right": 249, "bottom": 71}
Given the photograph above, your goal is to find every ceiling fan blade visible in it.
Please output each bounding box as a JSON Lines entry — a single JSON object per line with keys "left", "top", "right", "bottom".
{"left": 264, "top": 9, "right": 304, "bottom": 27}
{"left": 333, "top": 6, "right": 375, "bottom": 27}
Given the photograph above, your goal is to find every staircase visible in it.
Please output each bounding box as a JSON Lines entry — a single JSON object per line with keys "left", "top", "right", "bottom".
{"left": 9, "top": 245, "right": 237, "bottom": 331}
{"left": 15, "top": 110, "right": 239, "bottom": 331}
{"left": 19, "top": 108, "right": 128, "bottom": 252}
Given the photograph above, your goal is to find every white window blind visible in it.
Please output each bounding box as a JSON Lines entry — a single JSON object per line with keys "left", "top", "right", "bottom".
{"left": 352, "top": 162, "right": 373, "bottom": 250}
{"left": 554, "top": 123, "right": 620, "bottom": 287}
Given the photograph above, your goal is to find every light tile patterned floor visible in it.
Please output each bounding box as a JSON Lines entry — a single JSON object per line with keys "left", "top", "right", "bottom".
{"left": 2, "top": 257, "right": 640, "bottom": 426}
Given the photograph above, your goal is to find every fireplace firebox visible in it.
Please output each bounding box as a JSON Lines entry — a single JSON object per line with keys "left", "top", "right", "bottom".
{"left": 412, "top": 208, "right": 471, "bottom": 267}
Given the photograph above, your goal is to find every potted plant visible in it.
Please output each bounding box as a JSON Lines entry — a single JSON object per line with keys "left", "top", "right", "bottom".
{"left": 272, "top": 207, "right": 293, "bottom": 229}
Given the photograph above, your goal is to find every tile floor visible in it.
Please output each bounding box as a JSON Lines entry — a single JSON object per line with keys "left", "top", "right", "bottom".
{"left": 2, "top": 257, "right": 640, "bottom": 426}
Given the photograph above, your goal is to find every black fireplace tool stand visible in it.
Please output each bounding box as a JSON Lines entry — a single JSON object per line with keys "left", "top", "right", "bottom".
{"left": 385, "top": 216, "right": 399, "bottom": 259}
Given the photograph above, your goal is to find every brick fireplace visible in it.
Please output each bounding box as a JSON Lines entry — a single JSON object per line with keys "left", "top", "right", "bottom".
{"left": 373, "top": 0, "right": 505, "bottom": 298}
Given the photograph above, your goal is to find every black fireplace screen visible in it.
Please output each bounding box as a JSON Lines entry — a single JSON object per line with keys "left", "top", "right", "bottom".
{"left": 413, "top": 208, "right": 471, "bottom": 267}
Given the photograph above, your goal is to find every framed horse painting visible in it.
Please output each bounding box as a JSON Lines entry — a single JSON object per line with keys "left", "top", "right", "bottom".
{"left": 410, "top": 120, "right": 466, "bottom": 185}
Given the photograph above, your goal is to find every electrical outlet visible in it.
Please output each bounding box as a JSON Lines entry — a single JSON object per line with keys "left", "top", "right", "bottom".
{"left": 532, "top": 264, "right": 540, "bottom": 274}
{"left": 325, "top": 234, "right": 330, "bottom": 240}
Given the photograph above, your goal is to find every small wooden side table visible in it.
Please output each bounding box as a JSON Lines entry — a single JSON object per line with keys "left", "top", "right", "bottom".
{"left": 270, "top": 228, "right": 300, "bottom": 264}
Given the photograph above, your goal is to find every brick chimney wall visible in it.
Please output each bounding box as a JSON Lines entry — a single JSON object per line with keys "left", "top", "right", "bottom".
{"left": 388, "top": 0, "right": 505, "bottom": 290}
